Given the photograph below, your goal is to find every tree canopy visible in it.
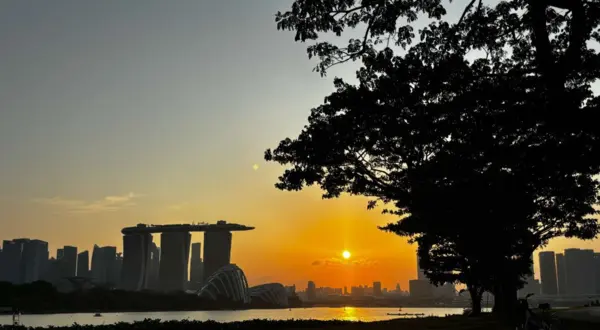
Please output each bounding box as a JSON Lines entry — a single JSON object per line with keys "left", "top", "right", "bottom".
{"left": 266, "top": 0, "right": 600, "bottom": 316}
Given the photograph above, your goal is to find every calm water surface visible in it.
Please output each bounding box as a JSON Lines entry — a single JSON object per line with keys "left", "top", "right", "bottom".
{"left": 1, "top": 307, "right": 469, "bottom": 327}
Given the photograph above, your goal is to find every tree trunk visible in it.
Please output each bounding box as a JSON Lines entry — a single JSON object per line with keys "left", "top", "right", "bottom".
{"left": 493, "top": 281, "right": 518, "bottom": 325}
{"left": 468, "top": 286, "right": 482, "bottom": 316}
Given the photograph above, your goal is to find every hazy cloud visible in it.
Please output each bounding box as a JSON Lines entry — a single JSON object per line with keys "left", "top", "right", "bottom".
{"left": 311, "top": 257, "right": 378, "bottom": 268}
{"left": 168, "top": 202, "right": 191, "bottom": 211}
{"left": 34, "top": 192, "right": 142, "bottom": 214}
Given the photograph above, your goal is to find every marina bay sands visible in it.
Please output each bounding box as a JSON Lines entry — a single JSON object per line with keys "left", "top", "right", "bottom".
{"left": 120, "top": 221, "right": 254, "bottom": 292}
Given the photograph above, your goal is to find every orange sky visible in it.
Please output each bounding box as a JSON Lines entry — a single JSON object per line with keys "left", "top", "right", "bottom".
{"left": 0, "top": 0, "right": 599, "bottom": 293}
{"left": 1, "top": 162, "right": 598, "bottom": 291}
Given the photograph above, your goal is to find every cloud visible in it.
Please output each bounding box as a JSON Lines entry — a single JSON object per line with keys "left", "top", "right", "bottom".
{"left": 34, "top": 192, "right": 142, "bottom": 214}
{"left": 311, "top": 257, "right": 378, "bottom": 268}
{"left": 168, "top": 202, "right": 191, "bottom": 211}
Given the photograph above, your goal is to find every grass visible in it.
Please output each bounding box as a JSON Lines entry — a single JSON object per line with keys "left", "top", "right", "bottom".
{"left": 2, "top": 314, "right": 598, "bottom": 329}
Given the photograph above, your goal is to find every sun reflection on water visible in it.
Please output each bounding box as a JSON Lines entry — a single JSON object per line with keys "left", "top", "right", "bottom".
{"left": 340, "top": 306, "right": 359, "bottom": 321}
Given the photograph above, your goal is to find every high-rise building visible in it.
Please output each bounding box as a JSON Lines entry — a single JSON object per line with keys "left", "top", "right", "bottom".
{"left": 595, "top": 253, "right": 600, "bottom": 294}
{"left": 519, "top": 255, "right": 539, "bottom": 297}
{"left": 159, "top": 232, "right": 191, "bottom": 291}
{"left": 20, "top": 239, "right": 49, "bottom": 283}
{"left": 564, "top": 248, "right": 596, "bottom": 295}
{"left": 114, "top": 253, "right": 123, "bottom": 287}
{"left": 146, "top": 243, "right": 160, "bottom": 290}
{"left": 539, "top": 251, "right": 558, "bottom": 295}
{"left": 0, "top": 247, "right": 3, "bottom": 281}
{"left": 42, "top": 257, "right": 61, "bottom": 284}
{"left": 0, "top": 239, "right": 49, "bottom": 284}
{"left": 90, "top": 245, "right": 103, "bottom": 281}
{"left": 556, "top": 253, "right": 567, "bottom": 295}
{"left": 373, "top": 281, "right": 382, "bottom": 296}
{"left": 146, "top": 242, "right": 160, "bottom": 290}
{"left": 189, "top": 242, "right": 204, "bottom": 290}
{"left": 77, "top": 251, "right": 89, "bottom": 277}
{"left": 351, "top": 285, "right": 365, "bottom": 297}
{"left": 416, "top": 253, "right": 426, "bottom": 280}
{"left": 203, "top": 231, "right": 232, "bottom": 283}
{"left": 91, "top": 245, "right": 118, "bottom": 286}
{"left": 121, "top": 233, "right": 153, "bottom": 291}
{"left": 409, "top": 279, "right": 433, "bottom": 298}
{"left": 11, "top": 239, "right": 31, "bottom": 284}
{"left": 57, "top": 248, "right": 64, "bottom": 260}
{"left": 307, "top": 281, "right": 316, "bottom": 301}
{"left": 61, "top": 246, "right": 77, "bottom": 278}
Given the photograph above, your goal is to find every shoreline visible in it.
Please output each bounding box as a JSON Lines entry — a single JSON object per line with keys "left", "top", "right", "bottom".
{"left": 0, "top": 306, "right": 461, "bottom": 316}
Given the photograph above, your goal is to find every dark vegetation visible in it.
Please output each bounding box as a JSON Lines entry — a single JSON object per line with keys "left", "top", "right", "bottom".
{"left": 2, "top": 315, "right": 598, "bottom": 330}
{"left": 0, "top": 282, "right": 293, "bottom": 314}
{"left": 265, "top": 0, "right": 600, "bottom": 325}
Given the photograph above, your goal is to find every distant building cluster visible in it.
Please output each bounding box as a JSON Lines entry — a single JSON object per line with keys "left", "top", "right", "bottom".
{"left": 300, "top": 280, "right": 407, "bottom": 302}
{"left": 531, "top": 249, "right": 600, "bottom": 296}
{"left": 409, "top": 252, "right": 456, "bottom": 299}
{"left": 0, "top": 221, "right": 256, "bottom": 295}
{"left": 0, "top": 239, "right": 122, "bottom": 290}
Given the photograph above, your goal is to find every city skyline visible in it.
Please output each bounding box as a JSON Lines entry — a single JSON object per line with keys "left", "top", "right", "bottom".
{"left": 1, "top": 0, "right": 600, "bottom": 291}
{"left": 3, "top": 231, "right": 600, "bottom": 293}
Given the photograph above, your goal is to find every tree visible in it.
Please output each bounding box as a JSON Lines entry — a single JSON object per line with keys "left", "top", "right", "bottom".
{"left": 267, "top": 0, "right": 600, "bottom": 318}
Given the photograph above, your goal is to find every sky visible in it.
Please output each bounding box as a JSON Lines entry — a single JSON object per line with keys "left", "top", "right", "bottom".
{"left": 0, "top": 0, "right": 598, "bottom": 291}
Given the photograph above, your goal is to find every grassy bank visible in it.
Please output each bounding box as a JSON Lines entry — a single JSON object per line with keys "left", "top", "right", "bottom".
{"left": 2, "top": 315, "right": 595, "bottom": 330}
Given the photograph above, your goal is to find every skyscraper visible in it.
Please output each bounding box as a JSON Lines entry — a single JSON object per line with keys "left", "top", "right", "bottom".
{"left": 518, "top": 255, "right": 540, "bottom": 297}
{"left": 189, "top": 242, "right": 204, "bottom": 290}
{"left": 61, "top": 246, "right": 77, "bottom": 278}
{"left": 57, "top": 248, "right": 64, "bottom": 260}
{"left": 77, "top": 251, "right": 89, "bottom": 277}
{"left": 121, "top": 233, "right": 153, "bottom": 291}
{"left": 146, "top": 243, "right": 160, "bottom": 290}
{"left": 373, "top": 281, "right": 382, "bottom": 296}
{"left": 595, "top": 253, "right": 600, "bottom": 294}
{"left": 203, "top": 231, "right": 232, "bottom": 284}
{"left": 556, "top": 253, "right": 567, "bottom": 295}
{"left": 564, "top": 248, "right": 596, "bottom": 295}
{"left": 538, "top": 251, "right": 558, "bottom": 295}
{"left": 114, "top": 252, "right": 123, "bottom": 288}
{"left": 307, "top": 281, "right": 316, "bottom": 301}
{"left": 159, "top": 232, "right": 191, "bottom": 291}
{"left": 42, "top": 257, "right": 61, "bottom": 284}
{"left": 90, "top": 245, "right": 103, "bottom": 281}
{"left": 20, "top": 239, "right": 49, "bottom": 283}
{"left": 0, "top": 247, "right": 3, "bottom": 281}
{"left": 416, "top": 253, "right": 426, "bottom": 280}
{"left": 91, "top": 245, "right": 118, "bottom": 286}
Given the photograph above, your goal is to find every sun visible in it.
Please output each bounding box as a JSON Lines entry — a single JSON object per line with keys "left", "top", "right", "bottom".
{"left": 342, "top": 250, "right": 351, "bottom": 259}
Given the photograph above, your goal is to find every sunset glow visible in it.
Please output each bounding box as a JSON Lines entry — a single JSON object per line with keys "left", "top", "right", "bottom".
{"left": 0, "top": 0, "right": 598, "bottom": 297}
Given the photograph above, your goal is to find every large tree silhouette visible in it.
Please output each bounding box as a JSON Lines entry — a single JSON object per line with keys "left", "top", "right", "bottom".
{"left": 267, "top": 0, "right": 600, "bottom": 318}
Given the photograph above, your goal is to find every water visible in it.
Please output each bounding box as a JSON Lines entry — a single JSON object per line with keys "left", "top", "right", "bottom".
{"left": 0, "top": 307, "right": 467, "bottom": 327}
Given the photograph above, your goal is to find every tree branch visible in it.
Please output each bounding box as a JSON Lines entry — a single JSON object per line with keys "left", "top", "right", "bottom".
{"left": 529, "top": 0, "right": 557, "bottom": 89}
{"left": 330, "top": 5, "right": 366, "bottom": 19}
{"left": 458, "top": 0, "right": 478, "bottom": 26}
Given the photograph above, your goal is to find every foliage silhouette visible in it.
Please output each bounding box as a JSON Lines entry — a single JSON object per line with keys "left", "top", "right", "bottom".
{"left": 0, "top": 282, "right": 284, "bottom": 313}
{"left": 267, "top": 0, "right": 600, "bottom": 320}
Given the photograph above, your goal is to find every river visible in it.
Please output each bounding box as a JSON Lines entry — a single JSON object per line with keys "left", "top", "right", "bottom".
{"left": 0, "top": 307, "right": 475, "bottom": 327}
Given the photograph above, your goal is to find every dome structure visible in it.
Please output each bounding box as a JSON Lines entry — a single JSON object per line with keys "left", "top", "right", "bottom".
{"left": 249, "top": 283, "right": 289, "bottom": 307}
{"left": 197, "top": 264, "right": 250, "bottom": 304}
